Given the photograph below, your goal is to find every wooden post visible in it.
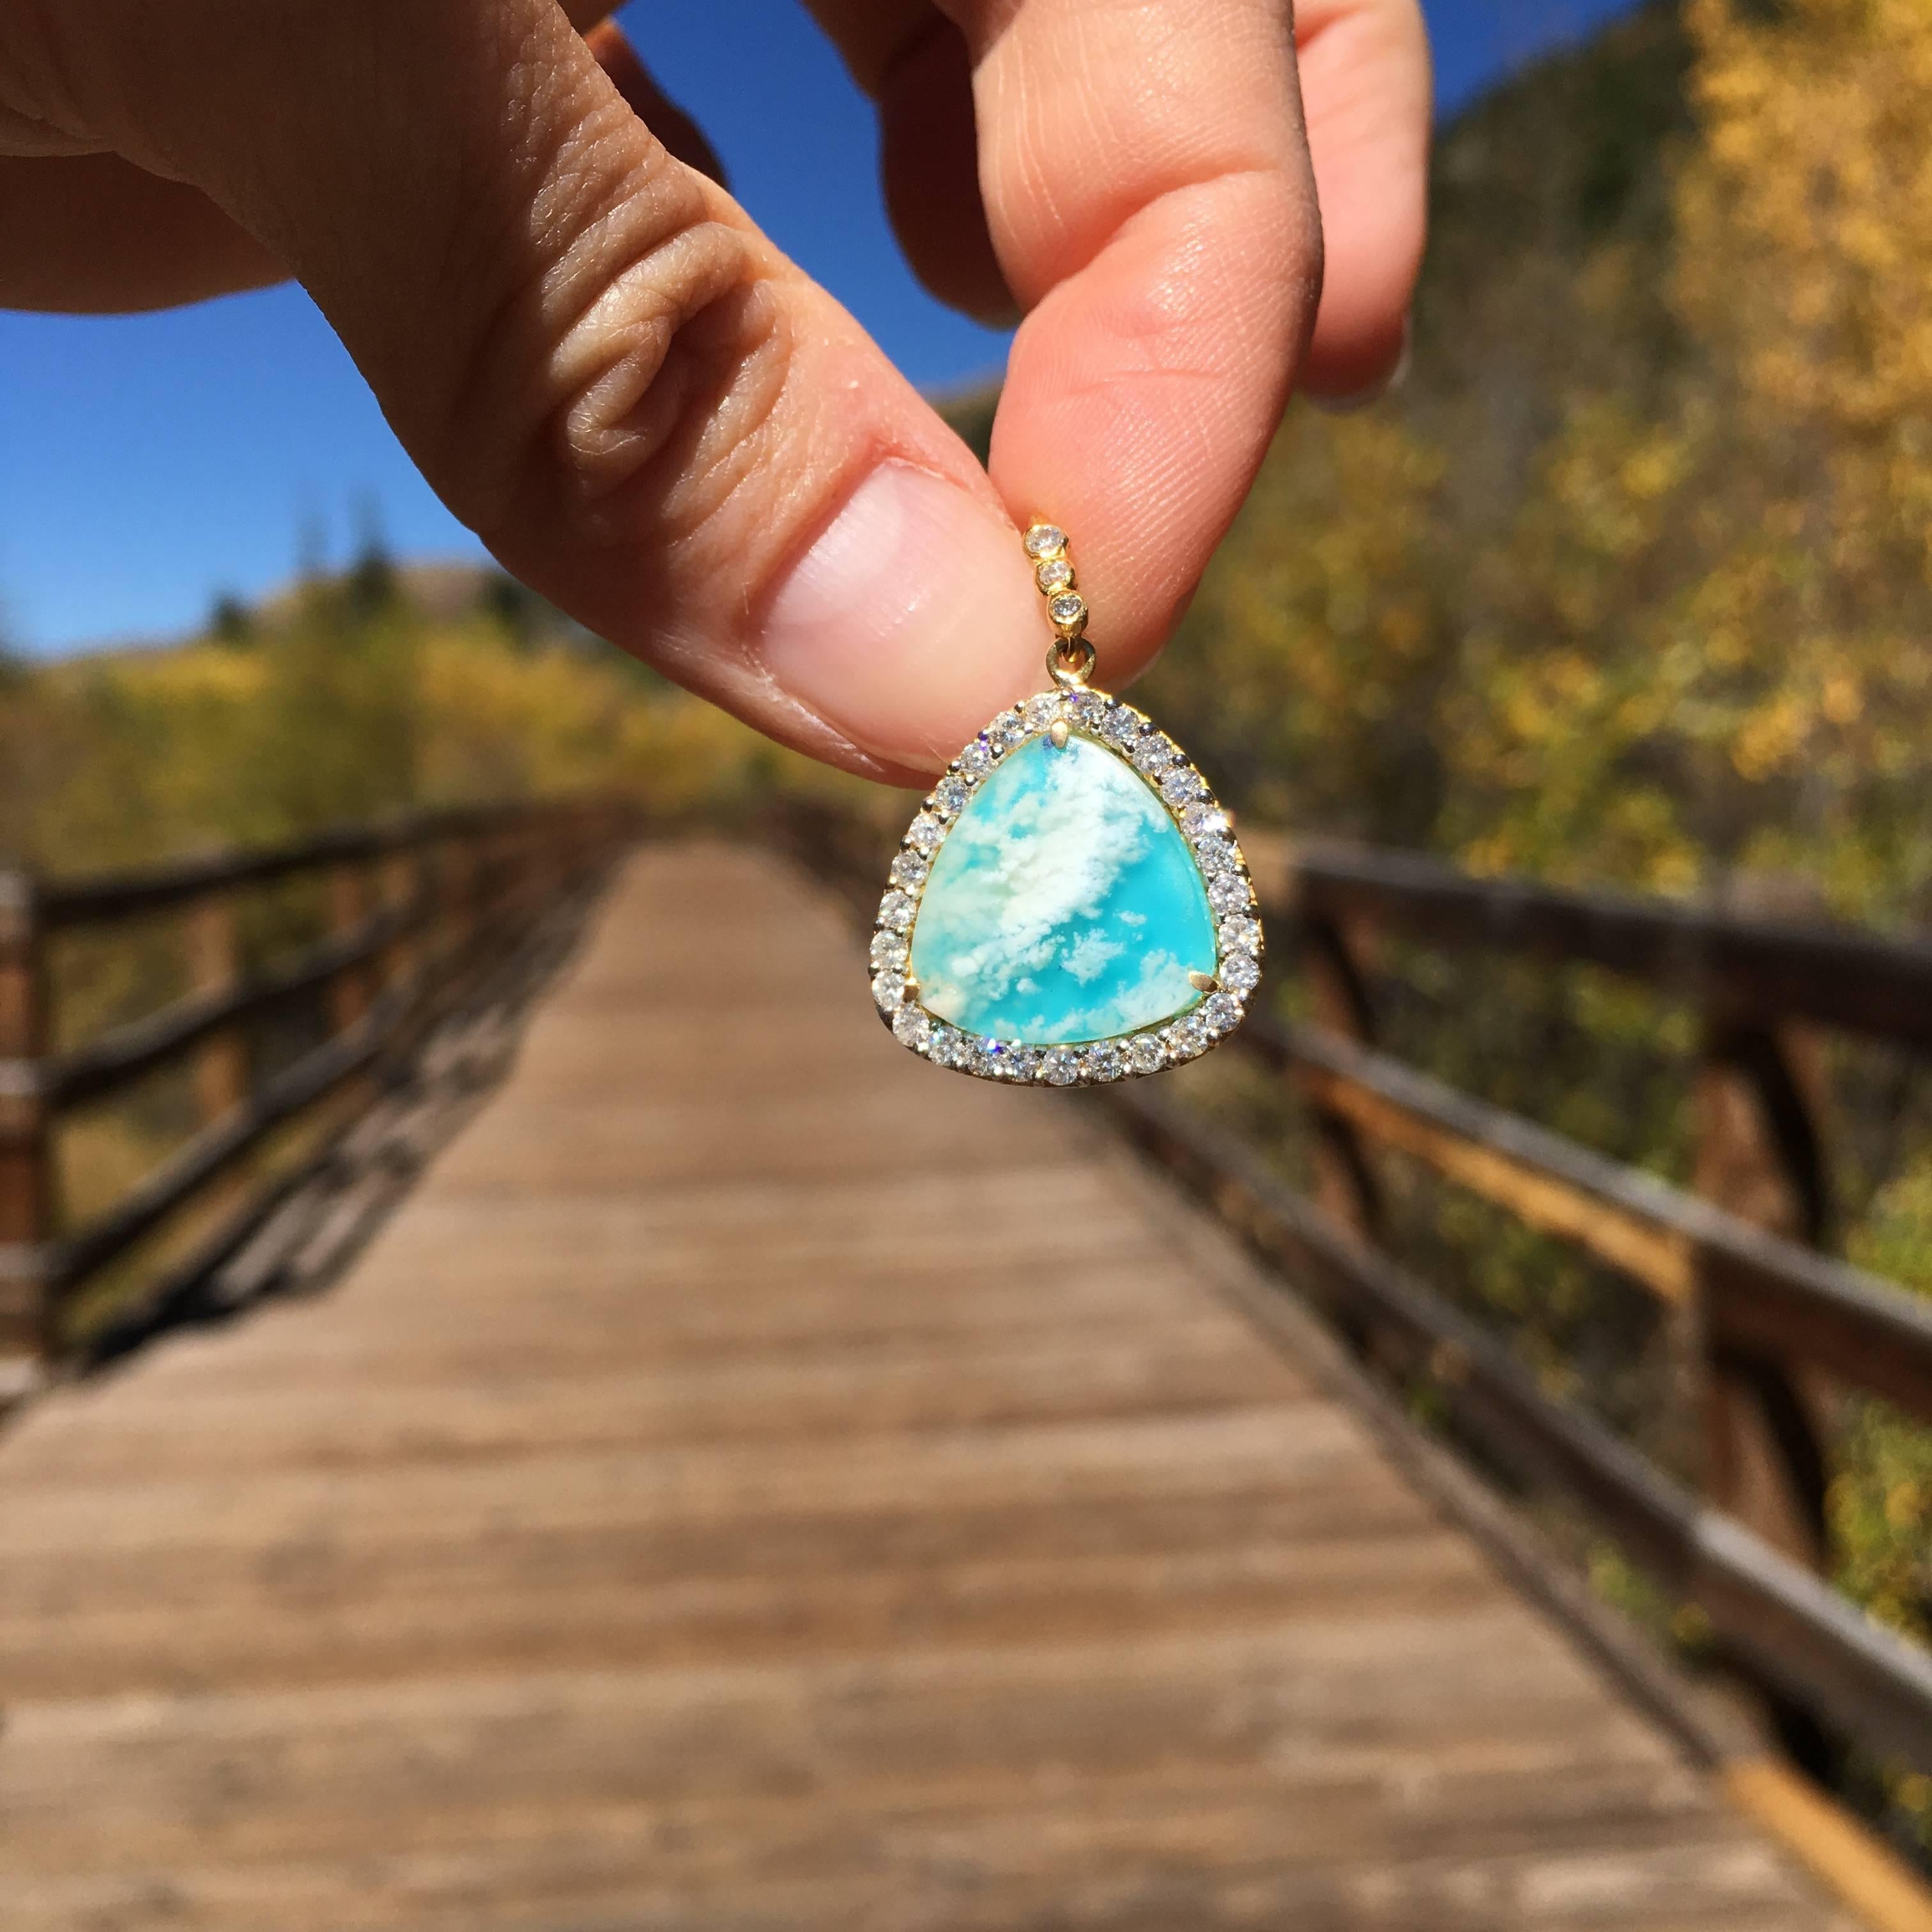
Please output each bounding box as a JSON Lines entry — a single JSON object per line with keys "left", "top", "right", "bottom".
{"left": 379, "top": 848, "right": 418, "bottom": 988}
{"left": 1694, "top": 1012, "right": 1834, "bottom": 1568}
{"left": 328, "top": 862, "right": 370, "bottom": 1034}
{"left": 1295, "top": 908, "right": 1391, "bottom": 1371}
{"left": 0, "top": 868, "right": 51, "bottom": 1379}
{"left": 378, "top": 843, "right": 423, "bottom": 1055}
{"left": 1694, "top": 1006, "right": 1837, "bottom": 1772}
{"left": 1300, "top": 912, "right": 1383, "bottom": 1242}
{"left": 185, "top": 894, "right": 249, "bottom": 1128}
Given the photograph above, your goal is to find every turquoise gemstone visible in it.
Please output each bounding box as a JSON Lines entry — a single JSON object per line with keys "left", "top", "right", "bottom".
{"left": 910, "top": 732, "right": 1216, "bottom": 1044}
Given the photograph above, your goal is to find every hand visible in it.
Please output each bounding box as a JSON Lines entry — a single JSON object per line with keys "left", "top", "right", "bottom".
{"left": 0, "top": 1, "right": 1429, "bottom": 782}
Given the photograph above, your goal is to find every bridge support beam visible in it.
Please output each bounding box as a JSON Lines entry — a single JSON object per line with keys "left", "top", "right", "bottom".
{"left": 1694, "top": 1008, "right": 1838, "bottom": 1771}
{"left": 0, "top": 868, "right": 50, "bottom": 1392}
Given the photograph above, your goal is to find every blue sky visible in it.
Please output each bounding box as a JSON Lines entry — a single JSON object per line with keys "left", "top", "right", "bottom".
{"left": 0, "top": 0, "right": 1638, "bottom": 656}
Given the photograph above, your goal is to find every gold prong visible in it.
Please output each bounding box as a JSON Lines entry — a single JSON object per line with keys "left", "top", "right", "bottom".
{"left": 1188, "top": 970, "right": 1217, "bottom": 992}
{"left": 1049, "top": 720, "right": 1070, "bottom": 749}
{"left": 904, "top": 977, "right": 921, "bottom": 999}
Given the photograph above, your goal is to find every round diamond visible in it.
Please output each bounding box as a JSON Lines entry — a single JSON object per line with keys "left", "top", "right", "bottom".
{"left": 1160, "top": 764, "right": 1204, "bottom": 804}
{"left": 1048, "top": 592, "right": 1087, "bottom": 628}
{"left": 1006, "top": 1045, "right": 1043, "bottom": 1082}
{"left": 1195, "top": 836, "right": 1238, "bottom": 875}
{"left": 879, "top": 890, "right": 916, "bottom": 931}
{"left": 872, "top": 971, "right": 905, "bottom": 1011}
{"left": 870, "top": 931, "right": 908, "bottom": 973}
{"left": 1036, "top": 558, "right": 1074, "bottom": 594}
{"left": 1201, "top": 992, "right": 1243, "bottom": 1036}
{"left": 1164, "top": 1014, "right": 1211, "bottom": 1062}
{"left": 890, "top": 851, "right": 928, "bottom": 889}
{"left": 928, "top": 1023, "right": 965, "bottom": 1067}
{"left": 1131, "top": 733, "right": 1176, "bottom": 775}
{"left": 934, "top": 776, "right": 972, "bottom": 818}
{"left": 959, "top": 739, "right": 994, "bottom": 778}
{"left": 1064, "top": 690, "right": 1108, "bottom": 730}
{"left": 1183, "top": 803, "right": 1229, "bottom": 841}
{"left": 1217, "top": 916, "right": 1261, "bottom": 956}
{"left": 990, "top": 710, "right": 1028, "bottom": 753}
{"left": 1042, "top": 1048, "right": 1082, "bottom": 1086}
{"left": 892, "top": 1005, "right": 931, "bottom": 1049}
{"left": 970, "top": 1038, "right": 1010, "bottom": 1079}
{"left": 1104, "top": 707, "right": 1143, "bottom": 748}
{"left": 1127, "top": 1034, "right": 1165, "bottom": 1075}
{"left": 1208, "top": 873, "right": 1250, "bottom": 916}
{"left": 1024, "top": 523, "right": 1068, "bottom": 560}
{"left": 1022, "top": 691, "right": 1063, "bottom": 732}
{"left": 907, "top": 813, "right": 945, "bottom": 854}
{"left": 1220, "top": 951, "right": 1261, "bottom": 995}
{"left": 1084, "top": 1041, "right": 1126, "bottom": 1082}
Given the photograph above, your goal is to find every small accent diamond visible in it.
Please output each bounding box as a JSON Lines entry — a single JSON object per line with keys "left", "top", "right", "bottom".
{"left": 1201, "top": 992, "right": 1243, "bottom": 1035}
{"left": 1160, "top": 763, "right": 1204, "bottom": 804}
{"left": 1194, "top": 836, "right": 1238, "bottom": 875}
{"left": 1048, "top": 592, "right": 1087, "bottom": 628}
{"left": 1127, "top": 1034, "right": 1165, "bottom": 1075}
{"left": 1218, "top": 915, "right": 1262, "bottom": 955}
{"left": 871, "top": 971, "right": 905, "bottom": 1011}
{"left": 1023, "top": 691, "right": 1064, "bottom": 732}
{"left": 879, "top": 890, "right": 916, "bottom": 931}
{"left": 1131, "top": 733, "right": 1176, "bottom": 775}
{"left": 1164, "top": 1014, "right": 1211, "bottom": 1061}
{"left": 970, "top": 1038, "right": 1011, "bottom": 1079}
{"left": 990, "top": 710, "right": 1029, "bottom": 753}
{"left": 1084, "top": 1041, "right": 1126, "bottom": 1082}
{"left": 1208, "top": 873, "right": 1250, "bottom": 916}
{"left": 1006, "top": 1045, "right": 1043, "bottom": 1082}
{"left": 892, "top": 1005, "right": 931, "bottom": 1049}
{"left": 927, "top": 1023, "right": 965, "bottom": 1067}
{"left": 1042, "top": 1048, "right": 1082, "bottom": 1086}
{"left": 1220, "top": 951, "right": 1261, "bottom": 995}
{"left": 1036, "top": 557, "right": 1074, "bottom": 594}
{"left": 1103, "top": 707, "right": 1143, "bottom": 748}
{"left": 959, "top": 739, "right": 993, "bottom": 778}
{"left": 1065, "top": 690, "right": 1108, "bottom": 730}
{"left": 934, "top": 776, "right": 972, "bottom": 818}
{"left": 889, "top": 851, "right": 928, "bottom": 889}
{"left": 870, "top": 931, "right": 908, "bottom": 972}
{"left": 1183, "top": 803, "right": 1230, "bottom": 841}
{"left": 1023, "top": 523, "right": 1067, "bottom": 560}
{"left": 907, "top": 813, "right": 944, "bottom": 854}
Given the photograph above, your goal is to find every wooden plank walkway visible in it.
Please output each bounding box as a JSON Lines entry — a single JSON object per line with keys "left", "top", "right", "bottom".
{"left": 0, "top": 843, "right": 1857, "bottom": 1930}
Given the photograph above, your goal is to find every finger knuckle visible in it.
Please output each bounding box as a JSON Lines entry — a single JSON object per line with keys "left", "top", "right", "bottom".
{"left": 443, "top": 123, "right": 792, "bottom": 558}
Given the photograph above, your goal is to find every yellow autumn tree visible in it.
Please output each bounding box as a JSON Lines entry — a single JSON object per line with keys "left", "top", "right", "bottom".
{"left": 1443, "top": 0, "right": 1932, "bottom": 918}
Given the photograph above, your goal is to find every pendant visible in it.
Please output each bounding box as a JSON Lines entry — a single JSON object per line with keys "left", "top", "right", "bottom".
{"left": 870, "top": 521, "right": 1263, "bottom": 1085}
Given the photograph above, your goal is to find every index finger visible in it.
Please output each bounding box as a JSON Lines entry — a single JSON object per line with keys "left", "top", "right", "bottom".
{"left": 841, "top": 0, "right": 1425, "bottom": 688}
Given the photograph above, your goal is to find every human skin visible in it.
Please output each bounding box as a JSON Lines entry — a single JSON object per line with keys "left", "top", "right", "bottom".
{"left": 0, "top": 1, "right": 1430, "bottom": 784}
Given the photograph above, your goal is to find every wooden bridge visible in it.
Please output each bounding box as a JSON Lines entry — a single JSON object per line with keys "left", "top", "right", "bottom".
{"left": 4, "top": 811, "right": 1932, "bottom": 1929}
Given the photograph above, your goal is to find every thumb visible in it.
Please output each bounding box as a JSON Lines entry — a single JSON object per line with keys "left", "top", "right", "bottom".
{"left": 16, "top": 0, "right": 1042, "bottom": 778}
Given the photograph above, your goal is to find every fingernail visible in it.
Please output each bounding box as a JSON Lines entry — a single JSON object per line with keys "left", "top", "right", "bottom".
{"left": 762, "top": 461, "right": 1041, "bottom": 771}
{"left": 1312, "top": 314, "right": 1413, "bottom": 415}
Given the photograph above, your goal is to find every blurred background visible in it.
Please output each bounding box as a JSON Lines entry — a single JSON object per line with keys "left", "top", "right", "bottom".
{"left": 6, "top": 0, "right": 1932, "bottom": 1887}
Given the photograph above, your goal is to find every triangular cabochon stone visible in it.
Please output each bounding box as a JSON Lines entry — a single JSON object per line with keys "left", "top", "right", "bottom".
{"left": 910, "top": 733, "right": 1217, "bottom": 1045}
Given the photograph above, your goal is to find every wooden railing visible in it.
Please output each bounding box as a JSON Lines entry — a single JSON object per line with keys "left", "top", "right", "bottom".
{"left": 770, "top": 801, "right": 1932, "bottom": 1794}
{"left": 0, "top": 797, "right": 637, "bottom": 1397}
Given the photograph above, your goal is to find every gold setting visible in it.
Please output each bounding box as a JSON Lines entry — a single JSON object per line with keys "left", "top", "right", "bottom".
{"left": 1026, "top": 519, "right": 1089, "bottom": 648}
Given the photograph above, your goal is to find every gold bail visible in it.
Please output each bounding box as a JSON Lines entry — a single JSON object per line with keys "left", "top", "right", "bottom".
{"left": 1023, "top": 520, "right": 1094, "bottom": 687}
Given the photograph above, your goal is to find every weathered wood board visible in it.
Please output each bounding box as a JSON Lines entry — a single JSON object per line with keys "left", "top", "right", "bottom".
{"left": 0, "top": 844, "right": 1855, "bottom": 1929}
